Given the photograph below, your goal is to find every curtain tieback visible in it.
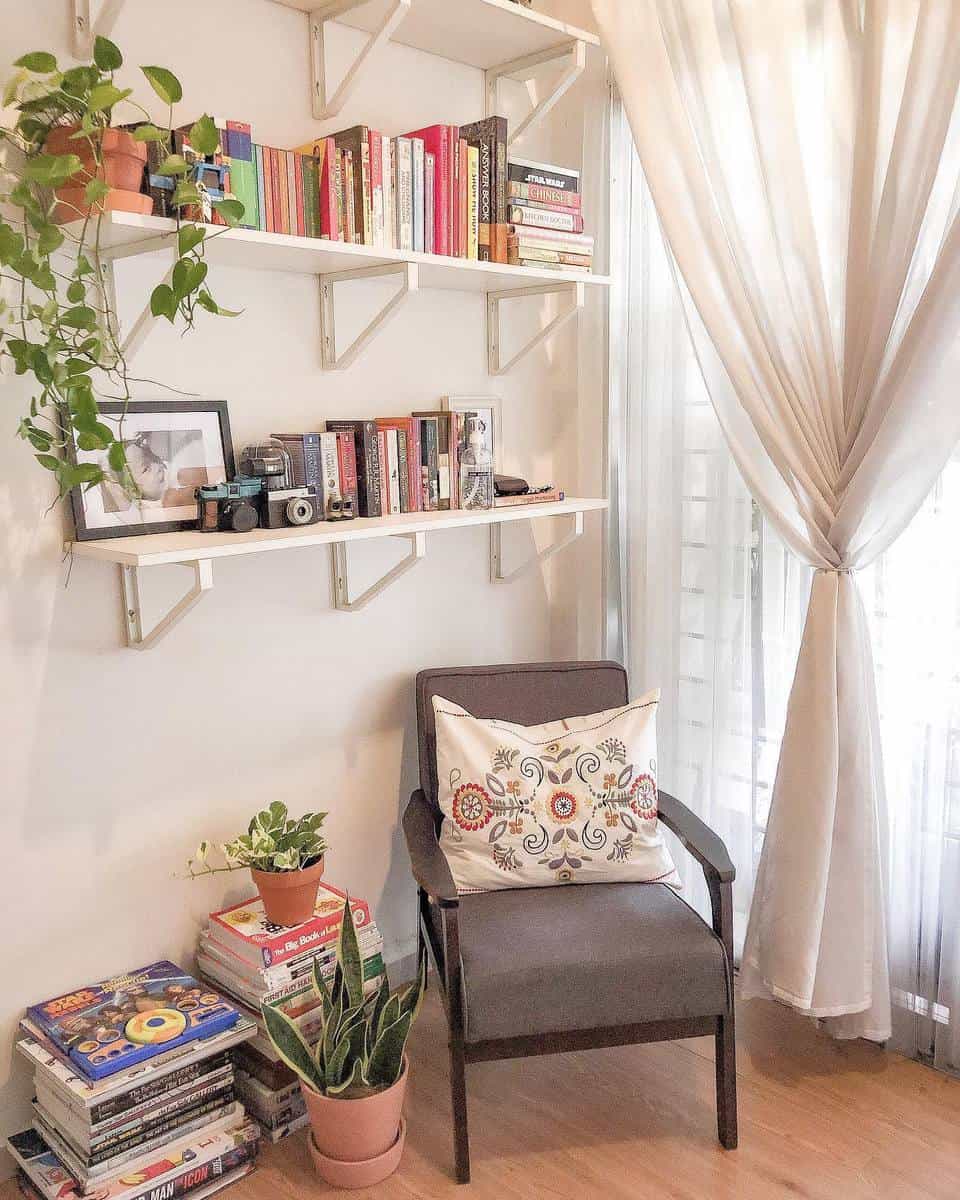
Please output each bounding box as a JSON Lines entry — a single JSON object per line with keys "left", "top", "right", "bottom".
{"left": 818, "top": 564, "right": 854, "bottom": 574}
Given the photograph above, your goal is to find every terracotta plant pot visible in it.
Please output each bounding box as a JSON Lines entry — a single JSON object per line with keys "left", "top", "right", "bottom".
{"left": 45, "top": 125, "right": 148, "bottom": 222}
{"left": 249, "top": 857, "right": 324, "bottom": 926}
{"left": 302, "top": 1060, "right": 408, "bottom": 1189}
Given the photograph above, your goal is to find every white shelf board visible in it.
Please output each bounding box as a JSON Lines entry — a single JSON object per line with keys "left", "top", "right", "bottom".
{"left": 69, "top": 497, "right": 608, "bottom": 568}
{"left": 92, "top": 213, "right": 609, "bottom": 293}
{"left": 269, "top": 0, "right": 600, "bottom": 69}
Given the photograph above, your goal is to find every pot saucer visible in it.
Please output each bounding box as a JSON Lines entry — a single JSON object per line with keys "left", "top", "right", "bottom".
{"left": 309, "top": 1116, "right": 406, "bottom": 1189}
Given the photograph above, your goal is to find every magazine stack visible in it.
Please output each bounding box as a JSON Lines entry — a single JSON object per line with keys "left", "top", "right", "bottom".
{"left": 8, "top": 963, "right": 259, "bottom": 1200}
{"left": 195, "top": 882, "right": 386, "bottom": 1142}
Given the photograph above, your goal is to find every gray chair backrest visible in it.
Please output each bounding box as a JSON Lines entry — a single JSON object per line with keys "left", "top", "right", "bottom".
{"left": 416, "top": 661, "right": 629, "bottom": 812}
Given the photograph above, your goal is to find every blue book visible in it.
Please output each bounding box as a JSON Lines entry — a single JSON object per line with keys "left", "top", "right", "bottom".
{"left": 26, "top": 961, "right": 240, "bottom": 1081}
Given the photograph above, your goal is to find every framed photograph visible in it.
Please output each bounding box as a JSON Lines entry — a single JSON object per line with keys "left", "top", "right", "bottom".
{"left": 440, "top": 395, "right": 503, "bottom": 472}
{"left": 67, "top": 401, "right": 235, "bottom": 541}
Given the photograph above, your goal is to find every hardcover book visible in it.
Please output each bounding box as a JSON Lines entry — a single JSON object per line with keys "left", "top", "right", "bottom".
{"left": 26, "top": 965, "right": 241, "bottom": 1082}
{"left": 207, "top": 885, "right": 372, "bottom": 969}
{"left": 508, "top": 156, "right": 580, "bottom": 193}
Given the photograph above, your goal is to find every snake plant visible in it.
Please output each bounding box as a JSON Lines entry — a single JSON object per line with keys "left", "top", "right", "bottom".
{"left": 260, "top": 896, "right": 425, "bottom": 1097}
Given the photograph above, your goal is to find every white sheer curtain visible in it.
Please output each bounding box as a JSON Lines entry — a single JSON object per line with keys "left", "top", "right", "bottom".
{"left": 595, "top": 0, "right": 960, "bottom": 1042}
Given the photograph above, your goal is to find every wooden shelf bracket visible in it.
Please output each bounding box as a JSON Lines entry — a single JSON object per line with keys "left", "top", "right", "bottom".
{"left": 485, "top": 38, "right": 587, "bottom": 147}
{"left": 120, "top": 560, "right": 214, "bottom": 650}
{"left": 331, "top": 531, "right": 426, "bottom": 611}
{"left": 319, "top": 260, "right": 418, "bottom": 369}
{"left": 309, "top": 0, "right": 411, "bottom": 120}
{"left": 72, "top": 0, "right": 127, "bottom": 60}
{"left": 486, "top": 280, "right": 584, "bottom": 375}
{"left": 490, "top": 509, "right": 583, "bottom": 584}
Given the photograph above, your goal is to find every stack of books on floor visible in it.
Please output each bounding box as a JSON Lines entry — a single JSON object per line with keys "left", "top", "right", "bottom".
{"left": 196, "top": 883, "right": 385, "bottom": 1142}
{"left": 507, "top": 157, "right": 594, "bottom": 273}
{"left": 9, "top": 963, "right": 259, "bottom": 1200}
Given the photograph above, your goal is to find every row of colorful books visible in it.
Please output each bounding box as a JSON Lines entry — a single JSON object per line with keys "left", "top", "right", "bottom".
{"left": 277, "top": 411, "right": 472, "bottom": 518}
{"left": 143, "top": 117, "right": 594, "bottom": 273}
{"left": 9, "top": 964, "right": 260, "bottom": 1200}
{"left": 195, "top": 883, "right": 384, "bottom": 1143}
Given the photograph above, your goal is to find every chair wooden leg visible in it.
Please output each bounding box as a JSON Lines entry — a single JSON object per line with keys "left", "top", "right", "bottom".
{"left": 442, "top": 906, "right": 471, "bottom": 1183}
{"left": 715, "top": 1011, "right": 738, "bottom": 1149}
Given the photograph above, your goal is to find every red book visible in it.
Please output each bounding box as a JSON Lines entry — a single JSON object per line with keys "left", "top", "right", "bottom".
{"left": 208, "top": 883, "right": 372, "bottom": 969}
{"left": 376, "top": 430, "right": 390, "bottom": 513}
{"left": 375, "top": 417, "right": 421, "bottom": 512}
{"left": 294, "top": 151, "right": 305, "bottom": 236}
{"left": 457, "top": 137, "right": 468, "bottom": 258}
{"left": 403, "top": 125, "right": 456, "bottom": 256}
{"left": 335, "top": 430, "right": 358, "bottom": 510}
{"left": 317, "top": 138, "right": 340, "bottom": 240}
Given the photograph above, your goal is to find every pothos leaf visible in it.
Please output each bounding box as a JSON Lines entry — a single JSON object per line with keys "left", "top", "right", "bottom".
{"left": 141, "top": 65, "right": 183, "bottom": 105}
{"left": 93, "top": 35, "right": 123, "bottom": 72}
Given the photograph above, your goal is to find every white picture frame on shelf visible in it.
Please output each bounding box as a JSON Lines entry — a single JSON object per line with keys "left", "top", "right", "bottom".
{"left": 440, "top": 395, "right": 503, "bottom": 473}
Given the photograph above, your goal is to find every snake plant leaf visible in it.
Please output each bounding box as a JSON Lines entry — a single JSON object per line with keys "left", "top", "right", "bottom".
{"left": 325, "top": 1033, "right": 351, "bottom": 1089}
{"left": 337, "top": 897, "right": 364, "bottom": 1008}
{"left": 366, "top": 977, "right": 390, "bottom": 1056}
{"left": 377, "top": 991, "right": 401, "bottom": 1041}
{"left": 327, "top": 1058, "right": 363, "bottom": 1097}
{"left": 312, "top": 959, "right": 332, "bottom": 1018}
{"left": 365, "top": 1010, "right": 413, "bottom": 1090}
{"left": 259, "top": 1001, "right": 324, "bottom": 1092}
{"left": 398, "top": 959, "right": 427, "bottom": 1023}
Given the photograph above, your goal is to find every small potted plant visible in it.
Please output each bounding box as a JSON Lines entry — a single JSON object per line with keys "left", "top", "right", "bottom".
{"left": 188, "top": 802, "right": 328, "bottom": 926}
{"left": 261, "top": 900, "right": 425, "bottom": 1189}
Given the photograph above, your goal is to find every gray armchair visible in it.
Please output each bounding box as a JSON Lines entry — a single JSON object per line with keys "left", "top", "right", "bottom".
{"left": 403, "top": 662, "right": 737, "bottom": 1183}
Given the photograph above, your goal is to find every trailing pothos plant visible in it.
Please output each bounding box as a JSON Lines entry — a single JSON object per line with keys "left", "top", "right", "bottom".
{"left": 261, "top": 897, "right": 426, "bottom": 1097}
{"left": 0, "top": 36, "right": 243, "bottom": 499}
{"left": 187, "top": 802, "right": 328, "bottom": 876}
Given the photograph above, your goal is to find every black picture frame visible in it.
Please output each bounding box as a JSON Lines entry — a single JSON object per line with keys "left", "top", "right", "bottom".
{"left": 67, "top": 400, "right": 235, "bottom": 541}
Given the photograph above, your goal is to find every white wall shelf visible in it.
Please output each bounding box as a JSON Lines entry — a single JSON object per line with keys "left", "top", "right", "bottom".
{"left": 92, "top": 212, "right": 608, "bottom": 368}
{"left": 69, "top": 499, "right": 608, "bottom": 648}
{"left": 269, "top": 0, "right": 600, "bottom": 71}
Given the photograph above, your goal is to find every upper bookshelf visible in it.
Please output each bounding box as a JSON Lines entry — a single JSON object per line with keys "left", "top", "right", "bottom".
{"left": 93, "top": 212, "right": 611, "bottom": 294}
{"left": 268, "top": 0, "right": 600, "bottom": 69}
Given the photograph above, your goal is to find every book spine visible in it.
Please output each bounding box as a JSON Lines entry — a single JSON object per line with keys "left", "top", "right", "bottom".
{"left": 508, "top": 203, "right": 583, "bottom": 233}
{"left": 437, "top": 413, "right": 450, "bottom": 509}
{"left": 508, "top": 159, "right": 580, "bottom": 192}
{"left": 307, "top": 154, "right": 321, "bottom": 238}
{"left": 364, "top": 423, "right": 382, "bottom": 517}
{"left": 468, "top": 145, "right": 479, "bottom": 260}
{"left": 254, "top": 145, "right": 266, "bottom": 231}
{"left": 318, "top": 432, "right": 341, "bottom": 515}
{"left": 125, "top": 1135, "right": 259, "bottom": 1200}
{"left": 394, "top": 138, "right": 413, "bottom": 251}
{"left": 386, "top": 429, "right": 401, "bottom": 514}
{"left": 292, "top": 152, "right": 304, "bottom": 236}
{"left": 360, "top": 136, "right": 372, "bottom": 245}
{"left": 279, "top": 150, "right": 290, "bottom": 235}
{"left": 438, "top": 132, "right": 451, "bottom": 256}
{"left": 368, "top": 130, "right": 384, "bottom": 248}
{"left": 335, "top": 150, "right": 346, "bottom": 240}
{"left": 376, "top": 431, "right": 389, "bottom": 514}
{"left": 342, "top": 150, "right": 356, "bottom": 243}
{"left": 273, "top": 149, "right": 285, "bottom": 234}
{"left": 508, "top": 180, "right": 582, "bottom": 208}
{"left": 334, "top": 432, "right": 358, "bottom": 510}
{"left": 396, "top": 430, "right": 410, "bottom": 512}
{"left": 424, "top": 418, "right": 439, "bottom": 510}
{"left": 380, "top": 134, "right": 394, "bottom": 250}
{"left": 411, "top": 138, "right": 424, "bottom": 253}
{"left": 319, "top": 139, "right": 338, "bottom": 239}
{"left": 86, "top": 1056, "right": 230, "bottom": 1126}
{"left": 476, "top": 137, "right": 491, "bottom": 261}
{"left": 457, "top": 137, "right": 467, "bottom": 257}
{"left": 493, "top": 119, "right": 508, "bottom": 262}
{"left": 424, "top": 152, "right": 435, "bottom": 255}
{"left": 261, "top": 147, "right": 273, "bottom": 233}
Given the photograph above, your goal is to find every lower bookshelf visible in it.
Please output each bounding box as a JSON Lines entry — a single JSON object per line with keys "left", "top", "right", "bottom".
{"left": 68, "top": 498, "right": 608, "bottom": 648}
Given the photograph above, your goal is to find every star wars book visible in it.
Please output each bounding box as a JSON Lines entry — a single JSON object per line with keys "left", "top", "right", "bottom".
{"left": 26, "top": 964, "right": 241, "bottom": 1081}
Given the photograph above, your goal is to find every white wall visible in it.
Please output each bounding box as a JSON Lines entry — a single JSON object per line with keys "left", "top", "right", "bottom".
{"left": 0, "top": 0, "right": 607, "bottom": 1163}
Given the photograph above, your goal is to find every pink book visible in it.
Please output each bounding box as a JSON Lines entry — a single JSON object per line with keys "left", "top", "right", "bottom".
{"left": 403, "top": 124, "right": 456, "bottom": 256}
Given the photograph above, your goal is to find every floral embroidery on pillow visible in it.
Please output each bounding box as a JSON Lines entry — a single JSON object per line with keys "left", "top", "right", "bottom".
{"left": 445, "top": 728, "right": 661, "bottom": 884}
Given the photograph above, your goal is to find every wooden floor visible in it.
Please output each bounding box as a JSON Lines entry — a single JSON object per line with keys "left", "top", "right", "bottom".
{"left": 9, "top": 986, "right": 960, "bottom": 1200}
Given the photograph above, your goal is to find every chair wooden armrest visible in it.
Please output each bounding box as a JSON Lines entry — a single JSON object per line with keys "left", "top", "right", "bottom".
{"left": 403, "top": 789, "right": 459, "bottom": 907}
{"left": 657, "top": 789, "right": 735, "bottom": 883}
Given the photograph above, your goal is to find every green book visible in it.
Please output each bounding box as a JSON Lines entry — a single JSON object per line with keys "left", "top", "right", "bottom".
{"left": 230, "top": 156, "right": 259, "bottom": 231}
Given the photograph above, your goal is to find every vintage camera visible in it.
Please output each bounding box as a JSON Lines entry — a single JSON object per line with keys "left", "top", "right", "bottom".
{"left": 238, "top": 439, "right": 293, "bottom": 492}
{"left": 196, "top": 478, "right": 264, "bottom": 533}
{"left": 262, "top": 485, "right": 323, "bottom": 529}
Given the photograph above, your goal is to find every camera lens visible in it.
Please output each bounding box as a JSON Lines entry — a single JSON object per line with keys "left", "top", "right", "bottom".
{"left": 286, "top": 497, "right": 315, "bottom": 526}
{"left": 225, "top": 500, "right": 259, "bottom": 533}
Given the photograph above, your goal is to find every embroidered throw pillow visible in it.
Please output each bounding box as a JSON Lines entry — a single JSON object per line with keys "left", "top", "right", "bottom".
{"left": 432, "top": 692, "right": 679, "bottom": 894}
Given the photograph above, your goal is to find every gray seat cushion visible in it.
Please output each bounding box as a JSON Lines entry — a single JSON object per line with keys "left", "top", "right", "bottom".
{"left": 457, "top": 882, "right": 730, "bottom": 1043}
